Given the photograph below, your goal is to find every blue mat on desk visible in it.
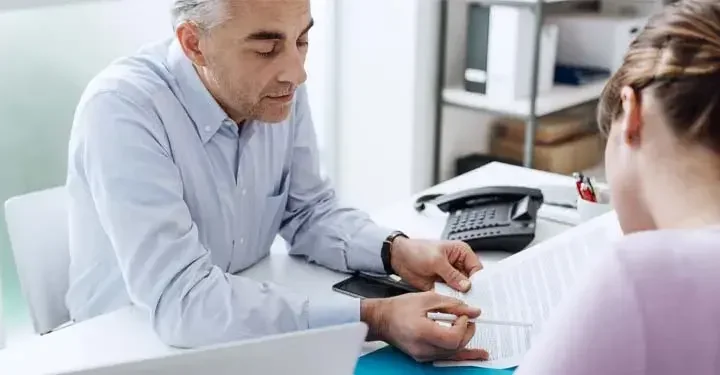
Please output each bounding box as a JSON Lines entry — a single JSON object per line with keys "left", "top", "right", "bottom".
{"left": 354, "top": 346, "right": 516, "bottom": 375}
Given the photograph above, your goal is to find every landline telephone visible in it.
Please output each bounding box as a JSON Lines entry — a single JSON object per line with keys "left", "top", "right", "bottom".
{"left": 414, "top": 186, "right": 544, "bottom": 254}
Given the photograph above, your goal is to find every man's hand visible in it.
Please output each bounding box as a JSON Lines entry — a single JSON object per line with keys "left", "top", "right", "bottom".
{"left": 361, "top": 292, "right": 489, "bottom": 363}
{"left": 390, "top": 238, "right": 483, "bottom": 292}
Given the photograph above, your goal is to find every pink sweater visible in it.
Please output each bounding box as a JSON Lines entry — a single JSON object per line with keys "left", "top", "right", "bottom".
{"left": 515, "top": 226, "right": 720, "bottom": 375}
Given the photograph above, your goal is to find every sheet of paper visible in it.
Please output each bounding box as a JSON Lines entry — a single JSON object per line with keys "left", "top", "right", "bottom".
{"left": 434, "top": 212, "right": 622, "bottom": 369}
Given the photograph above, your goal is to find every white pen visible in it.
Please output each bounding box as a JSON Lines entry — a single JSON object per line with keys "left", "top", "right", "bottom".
{"left": 427, "top": 312, "right": 533, "bottom": 328}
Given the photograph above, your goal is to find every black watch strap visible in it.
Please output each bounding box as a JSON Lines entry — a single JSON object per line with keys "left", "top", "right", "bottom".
{"left": 381, "top": 230, "right": 408, "bottom": 275}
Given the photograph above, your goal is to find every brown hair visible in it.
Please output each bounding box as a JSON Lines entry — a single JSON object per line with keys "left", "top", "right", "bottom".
{"left": 598, "top": 0, "right": 720, "bottom": 152}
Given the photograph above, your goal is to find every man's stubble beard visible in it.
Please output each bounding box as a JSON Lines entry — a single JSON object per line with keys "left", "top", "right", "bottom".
{"left": 207, "top": 62, "right": 292, "bottom": 123}
{"left": 207, "top": 65, "right": 256, "bottom": 122}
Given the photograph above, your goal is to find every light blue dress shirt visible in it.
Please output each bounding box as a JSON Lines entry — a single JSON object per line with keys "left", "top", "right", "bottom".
{"left": 65, "top": 39, "right": 393, "bottom": 347}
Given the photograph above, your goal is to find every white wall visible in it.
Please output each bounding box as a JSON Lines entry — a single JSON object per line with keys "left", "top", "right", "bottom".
{"left": 332, "top": 0, "right": 501, "bottom": 211}
{"left": 333, "top": 0, "right": 439, "bottom": 212}
{"left": 305, "top": 0, "right": 337, "bottom": 180}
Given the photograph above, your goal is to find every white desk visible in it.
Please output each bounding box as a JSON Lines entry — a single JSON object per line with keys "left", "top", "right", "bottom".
{"left": 0, "top": 162, "right": 579, "bottom": 374}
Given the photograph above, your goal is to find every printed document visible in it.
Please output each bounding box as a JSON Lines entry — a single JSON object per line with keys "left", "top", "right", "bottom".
{"left": 434, "top": 212, "right": 622, "bottom": 369}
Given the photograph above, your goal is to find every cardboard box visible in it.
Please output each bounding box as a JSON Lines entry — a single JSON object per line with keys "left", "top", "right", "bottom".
{"left": 492, "top": 103, "right": 599, "bottom": 145}
{"left": 493, "top": 114, "right": 595, "bottom": 145}
{"left": 601, "top": 0, "right": 669, "bottom": 16}
{"left": 491, "top": 132, "right": 605, "bottom": 175}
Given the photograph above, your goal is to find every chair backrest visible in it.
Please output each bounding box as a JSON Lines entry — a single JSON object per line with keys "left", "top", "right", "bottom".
{"left": 4, "top": 186, "right": 70, "bottom": 335}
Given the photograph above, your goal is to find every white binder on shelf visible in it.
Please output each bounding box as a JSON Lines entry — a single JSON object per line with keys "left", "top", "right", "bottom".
{"left": 485, "top": 5, "right": 559, "bottom": 101}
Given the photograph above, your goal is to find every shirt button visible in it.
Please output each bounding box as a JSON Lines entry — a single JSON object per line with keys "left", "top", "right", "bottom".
{"left": 241, "top": 189, "right": 247, "bottom": 196}
{"left": 204, "top": 126, "right": 212, "bottom": 132}
{"left": 239, "top": 238, "right": 245, "bottom": 245}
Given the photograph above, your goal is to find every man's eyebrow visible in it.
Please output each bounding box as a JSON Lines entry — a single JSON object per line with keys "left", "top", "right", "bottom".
{"left": 246, "top": 30, "right": 285, "bottom": 41}
{"left": 245, "top": 19, "right": 315, "bottom": 41}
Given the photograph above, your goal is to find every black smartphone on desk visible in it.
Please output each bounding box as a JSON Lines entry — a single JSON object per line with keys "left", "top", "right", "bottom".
{"left": 332, "top": 274, "right": 419, "bottom": 299}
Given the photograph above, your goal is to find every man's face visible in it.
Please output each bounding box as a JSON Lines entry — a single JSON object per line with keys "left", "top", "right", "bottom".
{"left": 194, "top": 0, "right": 312, "bottom": 123}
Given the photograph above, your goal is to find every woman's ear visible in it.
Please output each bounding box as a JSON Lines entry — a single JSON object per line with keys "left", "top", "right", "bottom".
{"left": 620, "top": 86, "right": 643, "bottom": 147}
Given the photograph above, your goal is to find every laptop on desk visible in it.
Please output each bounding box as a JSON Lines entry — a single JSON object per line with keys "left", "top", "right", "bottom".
{"left": 61, "top": 322, "right": 368, "bottom": 375}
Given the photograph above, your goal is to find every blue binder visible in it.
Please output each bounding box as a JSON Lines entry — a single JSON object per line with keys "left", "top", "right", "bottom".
{"left": 354, "top": 347, "right": 516, "bottom": 375}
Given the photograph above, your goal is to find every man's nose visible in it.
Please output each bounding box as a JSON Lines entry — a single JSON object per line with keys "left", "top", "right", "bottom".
{"left": 277, "top": 49, "right": 307, "bottom": 85}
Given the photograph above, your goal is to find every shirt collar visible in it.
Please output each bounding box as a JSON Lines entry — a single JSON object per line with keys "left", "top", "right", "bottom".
{"left": 167, "top": 39, "right": 229, "bottom": 144}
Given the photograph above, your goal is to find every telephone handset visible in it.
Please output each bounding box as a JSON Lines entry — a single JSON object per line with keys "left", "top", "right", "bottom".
{"left": 415, "top": 186, "right": 544, "bottom": 254}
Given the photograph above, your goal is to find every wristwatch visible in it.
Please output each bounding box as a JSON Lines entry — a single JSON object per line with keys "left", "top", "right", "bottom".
{"left": 381, "top": 230, "right": 408, "bottom": 275}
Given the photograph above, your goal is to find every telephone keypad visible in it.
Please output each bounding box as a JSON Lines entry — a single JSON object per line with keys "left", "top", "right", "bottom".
{"left": 448, "top": 206, "right": 504, "bottom": 237}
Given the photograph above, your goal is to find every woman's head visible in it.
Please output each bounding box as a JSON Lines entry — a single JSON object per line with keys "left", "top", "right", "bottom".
{"left": 598, "top": 0, "right": 720, "bottom": 234}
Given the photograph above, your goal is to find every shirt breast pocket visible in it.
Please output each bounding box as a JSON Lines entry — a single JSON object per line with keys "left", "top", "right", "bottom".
{"left": 260, "top": 173, "right": 290, "bottom": 249}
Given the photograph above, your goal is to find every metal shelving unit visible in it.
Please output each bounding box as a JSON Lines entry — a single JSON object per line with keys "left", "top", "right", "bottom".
{"left": 432, "top": 0, "right": 607, "bottom": 184}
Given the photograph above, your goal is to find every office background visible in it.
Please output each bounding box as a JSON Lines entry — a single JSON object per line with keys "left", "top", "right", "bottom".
{"left": 2, "top": 0, "right": 657, "bottom": 338}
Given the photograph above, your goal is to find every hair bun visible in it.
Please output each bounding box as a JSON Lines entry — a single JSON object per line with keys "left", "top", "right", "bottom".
{"left": 598, "top": 0, "right": 720, "bottom": 153}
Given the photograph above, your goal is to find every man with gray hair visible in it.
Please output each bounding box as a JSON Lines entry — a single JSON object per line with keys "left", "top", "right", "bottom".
{"left": 65, "top": 0, "right": 489, "bottom": 363}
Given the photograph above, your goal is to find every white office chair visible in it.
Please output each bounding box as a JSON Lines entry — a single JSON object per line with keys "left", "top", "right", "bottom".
{"left": 4, "top": 186, "right": 71, "bottom": 335}
{"left": 0, "top": 261, "right": 5, "bottom": 350}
